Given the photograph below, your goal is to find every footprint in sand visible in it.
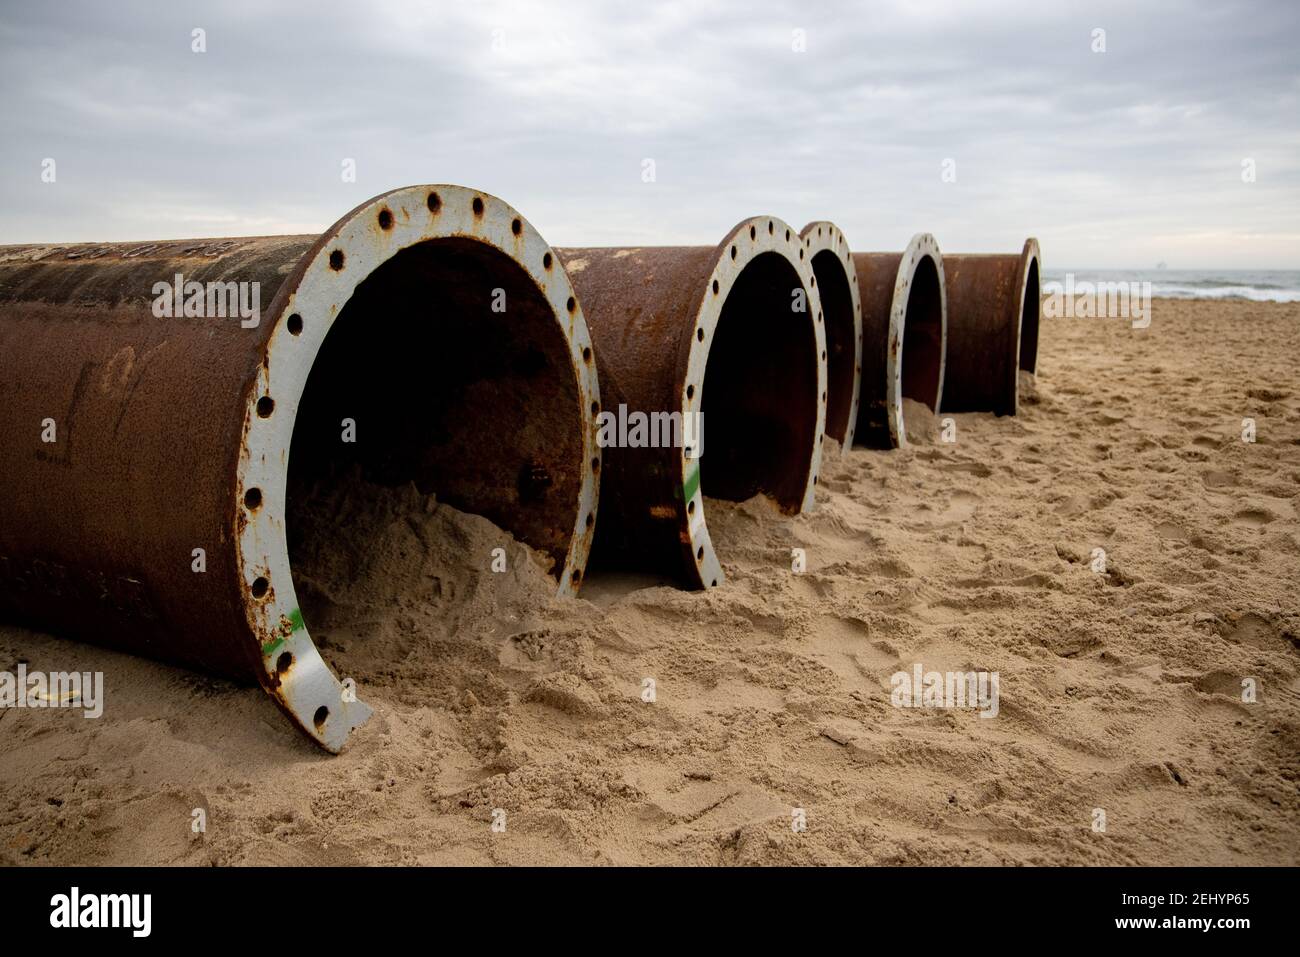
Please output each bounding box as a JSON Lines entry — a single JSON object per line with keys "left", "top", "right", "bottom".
{"left": 936, "top": 490, "right": 979, "bottom": 524}
{"left": 1192, "top": 670, "right": 1246, "bottom": 697}
{"left": 1219, "top": 612, "right": 1294, "bottom": 653}
{"left": 1037, "top": 626, "right": 1103, "bottom": 659}
{"left": 1202, "top": 470, "right": 1238, "bottom": 489}
{"left": 1245, "top": 387, "right": 1290, "bottom": 402}
{"left": 804, "top": 615, "right": 896, "bottom": 690}
{"left": 1155, "top": 521, "right": 1191, "bottom": 541}
{"left": 1232, "top": 507, "right": 1274, "bottom": 527}
{"left": 943, "top": 460, "right": 994, "bottom": 478}
{"left": 860, "top": 557, "right": 916, "bottom": 579}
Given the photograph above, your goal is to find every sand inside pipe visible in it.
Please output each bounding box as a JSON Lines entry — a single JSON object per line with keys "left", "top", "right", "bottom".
{"left": 287, "top": 470, "right": 561, "bottom": 692}
{"left": 901, "top": 398, "right": 937, "bottom": 446}
{"left": 284, "top": 469, "right": 791, "bottom": 683}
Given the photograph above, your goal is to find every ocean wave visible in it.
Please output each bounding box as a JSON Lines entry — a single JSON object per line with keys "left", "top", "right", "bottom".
{"left": 1042, "top": 271, "right": 1300, "bottom": 303}
{"left": 1148, "top": 285, "right": 1300, "bottom": 302}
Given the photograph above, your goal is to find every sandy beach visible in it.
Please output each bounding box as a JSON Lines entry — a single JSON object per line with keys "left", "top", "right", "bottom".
{"left": 2, "top": 297, "right": 1297, "bottom": 867}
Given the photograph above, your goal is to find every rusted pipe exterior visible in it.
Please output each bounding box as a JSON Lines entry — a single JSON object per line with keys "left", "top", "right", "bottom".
{"left": 0, "top": 185, "right": 601, "bottom": 752}
{"left": 558, "top": 217, "right": 825, "bottom": 589}
{"left": 852, "top": 234, "right": 948, "bottom": 448}
{"left": 939, "top": 238, "right": 1041, "bottom": 416}
{"left": 799, "top": 222, "right": 862, "bottom": 453}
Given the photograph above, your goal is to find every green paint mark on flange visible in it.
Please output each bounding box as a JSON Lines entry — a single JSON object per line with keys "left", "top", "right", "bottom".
{"left": 682, "top": 463, "right": 701, "bottom": 505}
{"left": 261, "top": 609, "right": 304, "bottom": 658}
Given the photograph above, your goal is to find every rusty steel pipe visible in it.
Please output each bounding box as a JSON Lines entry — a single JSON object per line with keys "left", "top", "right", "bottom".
{"left": 938, "top": 238, "right": 1041, "bottom": 416}
{"left": 852, "top": 234, "right": 948, "bottom": 448}
{"left": 0, "top": 185, "right": 601, "bottom": 752}
{"left": 799, "top": 222, "right": 863, "bottom": 453}
{"left": 557, "top": 216, "right": 826, "bottom": 589}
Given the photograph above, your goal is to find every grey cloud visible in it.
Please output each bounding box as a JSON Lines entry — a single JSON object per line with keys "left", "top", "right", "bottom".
{"left": 1, "top": 0, "right": 1296, "bottom": 267}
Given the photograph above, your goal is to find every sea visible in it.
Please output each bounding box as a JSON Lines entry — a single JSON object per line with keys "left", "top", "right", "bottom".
{"left": 1042, "top": 269, "right": 1300, "bottom": 302}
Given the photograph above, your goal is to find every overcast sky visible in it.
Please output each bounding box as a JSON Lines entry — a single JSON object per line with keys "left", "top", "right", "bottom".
{"left": 1, "top": 0, "right": 1296, "bottom": 268}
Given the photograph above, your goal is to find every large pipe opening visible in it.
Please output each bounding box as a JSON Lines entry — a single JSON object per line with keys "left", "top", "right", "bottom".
{"left": 700, "top": 251, "right": 819, "bottom": 512}
{"left": 901, "top": 253, "right": 944, "bottom": 424}
{"left": 810, "top": 248, "right": 856, "bottom": 446}
{"left": 1019, "top": 257, "right": 1040, "bottom": 374}
{"left": 285, "top": 238, "right": 585, "bottom": 630}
